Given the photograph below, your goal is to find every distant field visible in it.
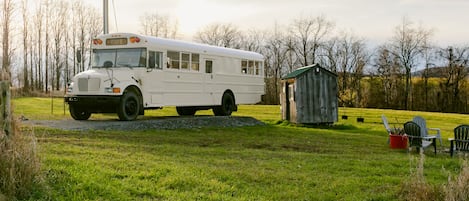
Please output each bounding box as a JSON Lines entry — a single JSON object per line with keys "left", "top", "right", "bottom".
{"left": 14, "top": 97, "right": 469, "bottom": 200}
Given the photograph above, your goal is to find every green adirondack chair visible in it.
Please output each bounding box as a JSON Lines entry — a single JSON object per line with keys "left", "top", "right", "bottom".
{"left": 403, "top": 121, "right": 437, "bottom": 154}
{"left": 449, "top": 125, "right": 469, "bottom": 157}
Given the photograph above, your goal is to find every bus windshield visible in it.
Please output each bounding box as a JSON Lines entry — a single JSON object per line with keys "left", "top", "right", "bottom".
{"left": 92, "top": 48, "right": 147, "bottom": 68}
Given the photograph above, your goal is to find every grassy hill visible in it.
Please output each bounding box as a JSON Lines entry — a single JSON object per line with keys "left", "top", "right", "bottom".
{"left": 13, "top": 97, "right": 469, "bottom": 200}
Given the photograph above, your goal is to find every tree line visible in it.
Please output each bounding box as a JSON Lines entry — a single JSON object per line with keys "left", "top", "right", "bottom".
{"left": 1, "top": 1, "right": 468, "bottom": 113}
{"left": 192, "top": 16, "right": 469, "bottom": 113}
{"left": 1, "top": 0, "right": 101, "bottom": 93}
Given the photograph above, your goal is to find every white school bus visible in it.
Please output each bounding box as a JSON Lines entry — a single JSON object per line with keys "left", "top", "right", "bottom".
{"left": 64, "top": 33, "right": 265, "bottom": 121}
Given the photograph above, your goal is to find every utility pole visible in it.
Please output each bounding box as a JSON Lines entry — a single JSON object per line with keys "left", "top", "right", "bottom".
{"left": 103, "top": 0, "right": 109, "bottom": 34}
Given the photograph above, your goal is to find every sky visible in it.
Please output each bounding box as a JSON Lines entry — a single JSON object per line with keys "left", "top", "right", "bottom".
{"left": 86, "top": 0, "right": 469, "bottom": 46}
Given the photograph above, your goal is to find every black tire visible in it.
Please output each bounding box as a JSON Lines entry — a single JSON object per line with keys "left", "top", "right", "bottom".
{"left": 213, "top": 93, "right": 235, "bottom": 116}
{"left": 117, "top": 90, "right": 140, "bottom": 121}
{"left": 69, "top": 105, "right": 91, "bottom": 120}
{"left": 176, "top": 106, "right": 197, "bottom": 116}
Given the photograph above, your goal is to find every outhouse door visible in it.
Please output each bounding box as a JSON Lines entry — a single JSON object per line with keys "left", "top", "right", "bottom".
{"left": 287, "top": 82, "right": 296, "bottom": 123}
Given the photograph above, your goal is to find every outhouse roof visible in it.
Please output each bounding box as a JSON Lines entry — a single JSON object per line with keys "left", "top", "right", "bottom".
{"left": 282, "top": 64, "right": 336, "bottom": 79}
{"left": 282, "top": 66, "right": 313, "bottom": 79}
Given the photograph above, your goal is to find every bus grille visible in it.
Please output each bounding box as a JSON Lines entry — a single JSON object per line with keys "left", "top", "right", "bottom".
{"left": 78, "top": 78, "right": 100, "bottom": 92}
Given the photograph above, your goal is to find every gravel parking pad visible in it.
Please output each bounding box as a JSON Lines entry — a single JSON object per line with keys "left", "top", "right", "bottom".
{"left": 23, "top": 116, "right": 265, "bottom": 131}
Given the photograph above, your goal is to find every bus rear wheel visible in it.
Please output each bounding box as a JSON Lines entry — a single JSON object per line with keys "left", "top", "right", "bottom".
{"left": 213, "top": 93, "right": 235, "bottom": 116}
{"left": 176, "top": 107, "right": 196, "bottom": 116}
{"left": 69, "top": 105, "right": 91, "bottom": 120}
{"left": 117, "top": 90, "right": 140, "bottom": 121}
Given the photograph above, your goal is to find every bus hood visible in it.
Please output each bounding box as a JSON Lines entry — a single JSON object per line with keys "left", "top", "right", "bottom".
{"left": 70, "top": 69, "right": 136, "bottom": 93}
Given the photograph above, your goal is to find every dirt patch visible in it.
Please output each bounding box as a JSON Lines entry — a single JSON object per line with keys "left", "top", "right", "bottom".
{"left": 22, "top": 116, "right": 265, "bottom": 131}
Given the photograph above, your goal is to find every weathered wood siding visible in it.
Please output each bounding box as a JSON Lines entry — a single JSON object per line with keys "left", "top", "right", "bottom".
{"left": 295, "top": 68, "right": 338, "bottom": 124}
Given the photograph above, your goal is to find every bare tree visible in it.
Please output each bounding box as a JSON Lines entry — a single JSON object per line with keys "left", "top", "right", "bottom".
{"left": 29, "top": 15, "right": 35, "bottom": 90}
{"left": 85, "top": 6, "right": 102, "bottom": 71}
{"left": 263, "top": 25, "right": 288, "bottom": 104}
{"left": 322, "top": 32, "right": 369, "bottom": 107}
{"left": 421, "top": 41, "right": 437, "bottom": 110}
{"left": 290, "top": 15, "right": 334, "bottom": 66}
{"left": 239, "top": 29, "right": 264, "bottom": 53}
{"left": 284, "top": 35, "right": 300, "bottom": 73}
{"left": 51, "top": 0, "right": 68, "bottom": 90}
{"left": 320, "top": 38, "right": 339, "bottom": 73}
{"left": 140, "top": 13, "right": 179, "bottom": 39}
{"left": 21, "top": 0, "right": 29, "bottom": 91}
{"left": 71, "top": 0, "right": 79, "bottom": 76}
{"left": 437, "top": 46, "right": 469, "bottom": 112}
{"left": 1, "top": 0, "right": 14, "bottom": 80}
{"left": 44, "top": 0, "right": 50, "bottom": 92}
{"left": 74, "top": 0, "right": 89, "bottom": 72}
{"left": 34, "top": 1, "right": 44, "bottom": 90}
{"left": 390, "top": 17, "right": 433, "bottom": 110}
{"left": 373, "top": 44, "right": 403, "bottom": 108}
{"left": 64, "top": 12, "right": 70, "bottom": 90}
{"left": 195, "top": 23, "right": 241, "bottom": 48}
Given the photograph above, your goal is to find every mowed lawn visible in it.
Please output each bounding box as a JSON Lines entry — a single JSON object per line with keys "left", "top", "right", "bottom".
{"left": 14, "top": 97, "right": 469, "bottom": 200}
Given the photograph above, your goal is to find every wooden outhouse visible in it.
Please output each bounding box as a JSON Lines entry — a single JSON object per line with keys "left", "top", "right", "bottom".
{"left": 280, "top": 64, "right": 338, "bottom": 124}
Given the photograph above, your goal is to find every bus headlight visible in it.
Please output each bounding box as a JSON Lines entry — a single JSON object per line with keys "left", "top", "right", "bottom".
{"left": 105, "top": 87, "right": 121, "bottom": 93}
{"left": 66, "top": 83, "right": 74, "bottom": 93}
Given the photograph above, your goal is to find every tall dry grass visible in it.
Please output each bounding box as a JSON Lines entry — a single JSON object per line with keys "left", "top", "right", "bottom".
{"left": 444, "top": 160, "right": 469, "bottom": 201}
{"left": 0, "top": 118, "right": 41, "bottom": 200}
{"left": 400, "top": 151, "right": 469, "bottom": 201}
{"left": 399, "top": 151, "right": 444, "bottom": 201}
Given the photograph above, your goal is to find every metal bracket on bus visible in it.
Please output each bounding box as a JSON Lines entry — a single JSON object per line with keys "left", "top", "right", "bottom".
{"left": 131, "top": 76, "right": 139, "bottom": 84}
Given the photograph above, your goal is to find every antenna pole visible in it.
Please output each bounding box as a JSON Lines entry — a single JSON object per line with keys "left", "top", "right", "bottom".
{"left": 103, "top": 0, "right": 109, "bottom": 34}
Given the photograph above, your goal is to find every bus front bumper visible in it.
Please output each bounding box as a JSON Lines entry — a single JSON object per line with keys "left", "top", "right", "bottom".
{"left": 64, "top": 95, "right": 121, "bottom": 113}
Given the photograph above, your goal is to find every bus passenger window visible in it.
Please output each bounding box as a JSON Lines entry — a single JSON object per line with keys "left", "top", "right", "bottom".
{"left": 155, "top": 52, "right": 162, "bottom": 69}
{"left": 149, "top": 51, "right": 162, "bottom": 69}
{"left": 149, "top": 51, "right": 156, "bottom": 68}
{"left": 181, "top": 53, "right": 190, "bottom": 70}
{"left": 167, "top": 51, "right": 180, "bottom": 69}
{"left": 139, "top": 50, "right": 147, "bottom": 67}
{"left": 255, "top": 61, "right": 260, "bottom": 75}
{"left": 191, "top": 54, "right": 200, "bottom": 71}
{"left": 205, "top": 60, "right": 213, "bottom": 73}
{"left": 248, "top": 61, "right": 254, "bottom": 74}
{"left": 241, "top": 60, "right": 247, "bottom": 74}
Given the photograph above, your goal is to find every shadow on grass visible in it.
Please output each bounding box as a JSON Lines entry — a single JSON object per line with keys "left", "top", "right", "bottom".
{"left": 274, "top": 120, "right": 357, "bottom": 130}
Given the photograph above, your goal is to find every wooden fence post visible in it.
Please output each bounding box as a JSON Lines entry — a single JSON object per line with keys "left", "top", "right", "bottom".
{"left": 0, "top": 81, "right": 11, "bottom": 136}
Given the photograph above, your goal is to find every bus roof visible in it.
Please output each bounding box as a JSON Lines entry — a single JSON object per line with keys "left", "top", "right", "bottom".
{"left": 96, "top": 33, "right": 264, "bottom": 61}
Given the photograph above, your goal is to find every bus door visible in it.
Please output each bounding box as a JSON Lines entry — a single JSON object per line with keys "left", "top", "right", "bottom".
{"left": 142, "top": 50, "right": 165, "bottom": 106}
{"left": 204, "top": 59, "right": 216, "bottom": 104}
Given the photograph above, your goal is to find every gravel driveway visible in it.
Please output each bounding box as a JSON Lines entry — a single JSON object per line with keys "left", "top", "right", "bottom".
{"left": 23, "top": 116, "right": 265, "bottom": 131}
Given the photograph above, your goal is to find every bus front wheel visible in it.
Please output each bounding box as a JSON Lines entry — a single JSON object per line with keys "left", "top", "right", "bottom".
{"left": 117, "top": 90, "right": 140, "bottom": 121}
{"left": 69, "top": 105, "right": 91, "bottom": 120}
{"left": 213, "top": 93, "right": 235, "bottom": 116}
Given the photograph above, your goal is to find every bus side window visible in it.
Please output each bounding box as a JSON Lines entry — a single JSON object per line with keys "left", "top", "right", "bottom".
{"left": 155, "top": 52, "right": 162, "bottom": 69}
{"left": 241, "top": 60, "right": 247, "bottom": 74}
{"left": 149, "top": 51, "right": 155, "bottom": 68}
{"left": 181, "top": 53, "right": 190, "bottom": 70}
{"left": 148, "top": 51, "right": 162, "bottom": 69}
{"left": 205, "top": 60, "right": 213, "bottom": 74}
{"left": 167, "top": 51, "right": 180, "bottom": 69}
{"left": 192, "top": 54, "right": 200, "bottom": 71}
{"left": 255, "top": 61, "right": 260, "bottom": 75}
{"left": 248, "top": 61, "right": 254, "bottom": 74}
{"left": 139, "top": 50, "right": 147, "bottom": 67}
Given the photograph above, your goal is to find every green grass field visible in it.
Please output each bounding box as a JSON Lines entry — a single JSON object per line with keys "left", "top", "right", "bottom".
{"left": 13, "top": 97, "right": 469, "bottom": 200}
